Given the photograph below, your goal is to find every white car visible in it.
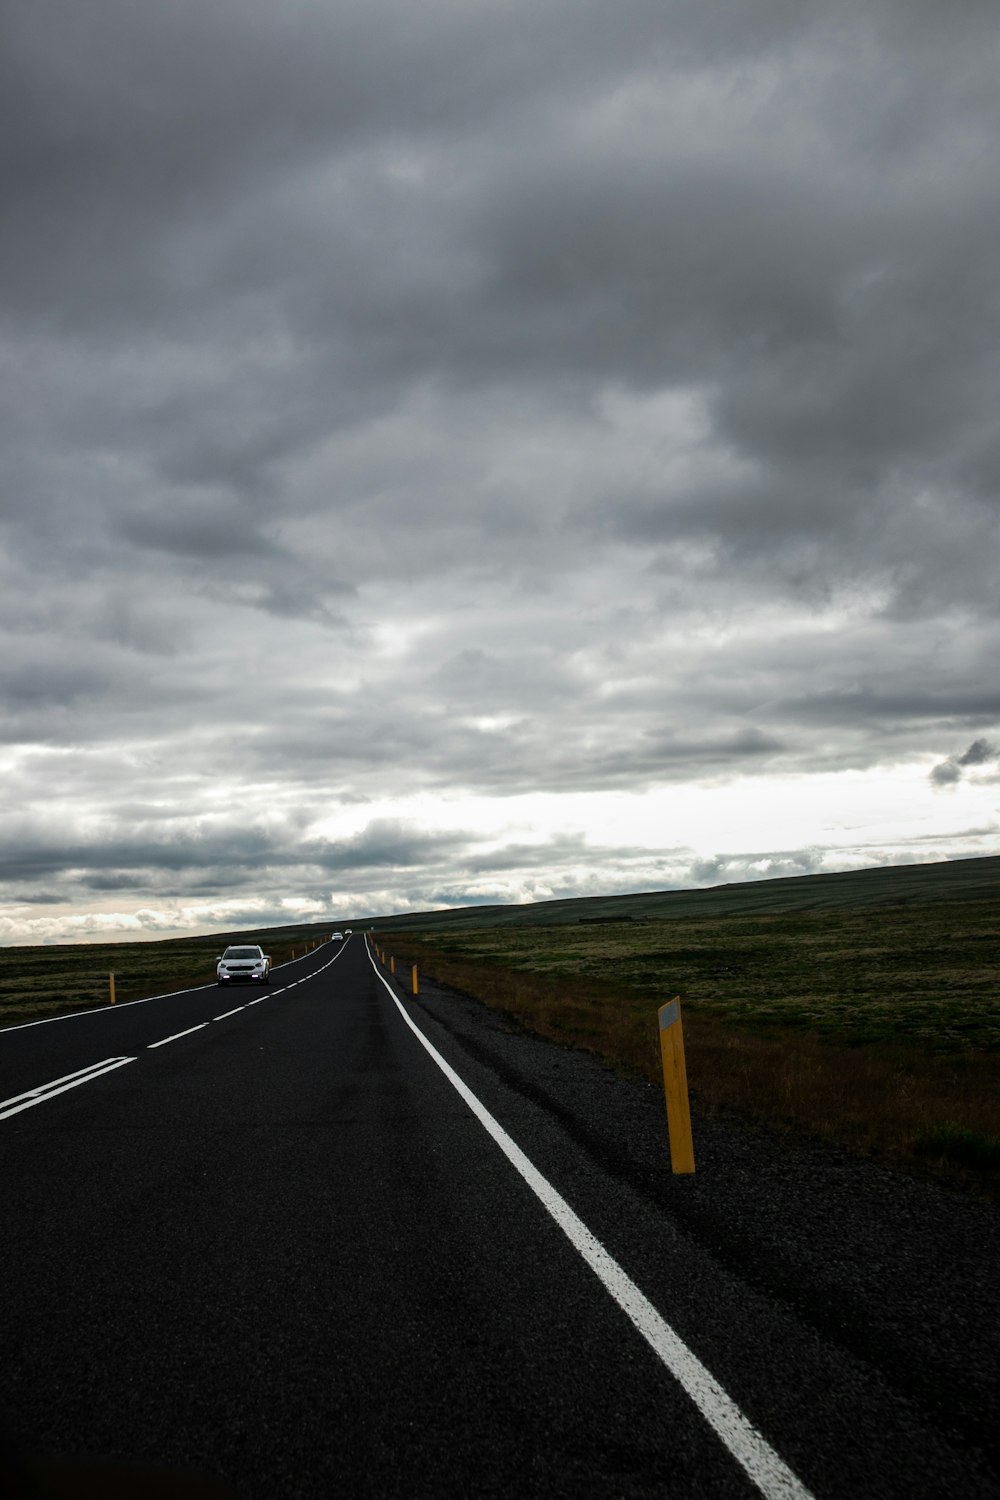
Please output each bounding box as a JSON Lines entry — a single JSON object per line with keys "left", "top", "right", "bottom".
{"left": 331, "top": 931, "right": 344, "bottom": 942}
{"left": 217, "top": 945, "right": 270, "bottom": 986}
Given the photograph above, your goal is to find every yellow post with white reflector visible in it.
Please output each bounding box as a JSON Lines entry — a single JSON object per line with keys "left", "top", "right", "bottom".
{"left": 109, "top": 973, "right": 116, "bottom": 1005}
{"left": 658, "top": 996, "right": 695, "bottom": 1174}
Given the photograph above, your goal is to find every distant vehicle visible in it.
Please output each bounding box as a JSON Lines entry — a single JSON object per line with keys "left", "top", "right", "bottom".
{"left": 331, "top": 932, "right": 344, "bottom": 942}
{"left": 217, "top": 945, "right": 270, "bottom": 986}
{"left": 345, "top": 928, "right": 352, "bottom": 935}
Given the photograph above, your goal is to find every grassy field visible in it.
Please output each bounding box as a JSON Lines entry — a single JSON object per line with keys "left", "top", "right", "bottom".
{"left": 372, "top": 856, "right": 1000, "bottom": 1197}
{"left": 379, "top": 901, "right": 1000, "bottom": 1052}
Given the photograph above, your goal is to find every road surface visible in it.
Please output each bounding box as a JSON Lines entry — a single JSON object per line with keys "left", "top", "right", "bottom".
{"left": 1, "top": 936, "right": 997, "bottom": 1497}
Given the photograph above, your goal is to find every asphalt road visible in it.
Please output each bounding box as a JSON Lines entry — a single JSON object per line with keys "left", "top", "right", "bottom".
{"left": 1, "top": 936, "right": 997, "bottom": 1498}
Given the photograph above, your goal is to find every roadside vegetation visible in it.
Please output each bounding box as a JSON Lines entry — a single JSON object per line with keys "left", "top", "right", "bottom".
{"left": 373, "top": 859, "right": 1000, "bottom": 1199}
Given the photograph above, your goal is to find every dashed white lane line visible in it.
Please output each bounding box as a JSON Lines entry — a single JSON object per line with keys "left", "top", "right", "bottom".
{"left": 1, "top": 941, "right": 352, "bottom": 1121}
{"left": 0, "top": 1057, "right": 136, "bottom": 1121}
{"left": 367, "top": 941, "right": 815, "bottom": 1500}
{"left": 147, "top": 1023, "right": 209, "bottom": 1050}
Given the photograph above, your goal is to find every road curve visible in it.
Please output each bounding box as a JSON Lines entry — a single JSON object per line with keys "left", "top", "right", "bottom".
{"left": 1, "top": 936, "right": 997, "bottom": 1497}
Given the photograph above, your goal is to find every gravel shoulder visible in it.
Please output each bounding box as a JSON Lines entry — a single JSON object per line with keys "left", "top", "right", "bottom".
{"left": 409, "top": 968, "right": 1000, "bottom": 1488}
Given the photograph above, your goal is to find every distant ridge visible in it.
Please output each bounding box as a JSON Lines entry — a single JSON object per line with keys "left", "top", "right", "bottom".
{"left": 363, "top": 853, "right": 1000, "bottom": 932}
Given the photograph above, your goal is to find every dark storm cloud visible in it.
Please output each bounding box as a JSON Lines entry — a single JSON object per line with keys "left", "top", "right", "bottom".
{"left": 121, "top": 504, "right": 274, "bottom": 560}
{"left": 2, "top": 0, "right": 999, "bottom": 937}
{"left": 310, "top": 820, "right": 471, "bottom": 872}
{"left": 930, "top": 740, "right": 1000, "bottom": 788}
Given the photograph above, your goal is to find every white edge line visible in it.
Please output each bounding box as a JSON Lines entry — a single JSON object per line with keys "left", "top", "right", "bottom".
{"left": 365, "top": 940, "right": 815, "bottom": 1500}
{"left": 213, "top": 1007, "right": 245, "bottom": 1021}
{"left": 147, "top": 1023, "right": 209, "bottom": 1050}
{"left": 0, "top": 982, "right": 217, "bottom": 1032}
{"left": 0, "top": 1057, "right": 136, "bottom": 1121}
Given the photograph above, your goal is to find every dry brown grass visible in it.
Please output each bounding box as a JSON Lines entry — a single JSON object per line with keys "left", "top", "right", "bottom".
{"left": 380, "top": 933, "right": 1000, "bottom": 1199}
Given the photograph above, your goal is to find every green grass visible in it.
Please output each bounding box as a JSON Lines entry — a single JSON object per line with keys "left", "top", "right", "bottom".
{"left": 913, "top": 1123, "right": 1000, "bottom": 1171}
{"left": 385, "top": 901, "right": 1000, "bottom": 1052}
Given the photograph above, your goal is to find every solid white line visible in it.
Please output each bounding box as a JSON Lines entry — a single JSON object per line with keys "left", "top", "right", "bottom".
{"left": 365, "top": 942, "right": 814, "bottom": 1500}
{"left": 0, "top": 981, "right": 218, "bottom": 1032}
{"left": 147, "top": 1023, "right": 209, "bottom": 1049}
{"left": 0, "top": 1057, "right": 136, "bottom": 1121}
{"left": 213, "top": 1007, "right": 245, "bottom": 1021}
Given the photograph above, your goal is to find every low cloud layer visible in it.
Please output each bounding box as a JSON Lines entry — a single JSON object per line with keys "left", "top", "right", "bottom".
{"left": 2, "top": 0, "right": 999, "bottom": 941}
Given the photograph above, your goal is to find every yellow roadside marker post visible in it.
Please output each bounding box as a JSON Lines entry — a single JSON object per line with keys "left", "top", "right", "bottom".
{"left": 412, "top": 966, "right": 419, "bottom": 996}
{"left": 109, "top": 973, "right": 116, "bottom": 1005}
{"left": 390, "top": 957, "right": 395, "bottom": 975}
{"left": 658, "top": 997, "right": 695, "bottom": 1174}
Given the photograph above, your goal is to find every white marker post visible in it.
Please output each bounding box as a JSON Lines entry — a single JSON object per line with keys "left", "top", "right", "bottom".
{"left": 658, "top": 997, "right": 695, "bottom": 1174}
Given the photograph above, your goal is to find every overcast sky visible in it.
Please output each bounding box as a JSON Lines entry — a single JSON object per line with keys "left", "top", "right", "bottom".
{"left": 2, "top": 0, "right": 999, "bottom": 944}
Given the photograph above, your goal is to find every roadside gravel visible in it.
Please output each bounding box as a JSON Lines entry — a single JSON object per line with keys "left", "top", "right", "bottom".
{"left": 408, "top": 969, "right": 1000, "bottom": 1487}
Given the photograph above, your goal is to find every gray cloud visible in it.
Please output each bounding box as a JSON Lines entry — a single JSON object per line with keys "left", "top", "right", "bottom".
{"left": 2, "top": 0, "right": 999, "bottom": 940}
{"left": 930, "top": 739, "right": 1000, "bottom": 788}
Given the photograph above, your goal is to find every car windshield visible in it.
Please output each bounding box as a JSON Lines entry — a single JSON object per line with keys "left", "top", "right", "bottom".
{"left": 223, "top": 947, "right": 260, "bottom": 959}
